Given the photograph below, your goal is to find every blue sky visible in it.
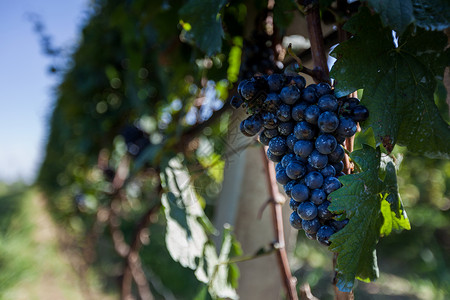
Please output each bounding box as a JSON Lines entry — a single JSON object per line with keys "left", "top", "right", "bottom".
{"left": 0, "top": 0, "right": 88, "bottom": 183}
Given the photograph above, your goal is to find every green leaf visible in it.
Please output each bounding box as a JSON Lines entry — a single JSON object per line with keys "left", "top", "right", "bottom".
{"left": 328, "top": 145, "right": 385, "bottom": 292}
{"left": 194, "top": 228, "right": 239, "bottom": 299}
{"left": 354, "top": 127, "right": 377, "bottom": 151}
{"left": 179, "top": 0, "right": 227, "bottom": 56}
{"left": 161, "top": 157, "right": 209, "bottom": 270}
{"left": 330, "top": 7, "right": 450, "bottom": 158}
{"left": 412, "top": 0, "right": 450, "bottom": 31}
{"left": 380, "top": 162, "right": 411, "bottom": 236}
{"left": 365, "top": 0, "right": 414, "bottom": 34}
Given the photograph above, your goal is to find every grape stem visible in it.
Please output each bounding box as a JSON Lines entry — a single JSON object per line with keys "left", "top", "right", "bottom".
{"left": 260, "top": 146, "right": 299, "bottom": 300}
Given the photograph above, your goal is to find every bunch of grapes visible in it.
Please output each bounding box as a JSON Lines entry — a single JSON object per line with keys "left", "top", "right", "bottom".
{"left": 231, "top": 73, "right": 369, "bottom": 246}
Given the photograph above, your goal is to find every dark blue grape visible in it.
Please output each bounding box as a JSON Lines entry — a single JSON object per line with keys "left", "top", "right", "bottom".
{"left": 332, "top": 161, "right": 344, "bottom": 174}
{"left": 283, "top": 180, "right": 297, "bottom": 197}
{"left": 297, "top": 201, "right": 318, "bottom": 220}
{"left": 317, "top": 94, "right": 338, "bottom": 112}
{"left": 291, "top": 103, "right": 308, "bottom": 122}
{"left": 323, "top": 176, "right": 341, "bottom": 194}
{"left": 230, "top": 95, "right": 243, "bottom": 109}
{"left": 289, "top": 198, "right": 300, "bottom": 211}
{"left": 281, "top": 153, "right": 296, "bottom": 168}
{"left": 239, "top": 121, "right": 253, "bottom": 137}
{"left": 337, "top": 171, "right": 346, "bottom": 177}
{"left": 320, "top": 165, "right": 336, "bottom": 177}
{"left": 275, "top": 162, "right": 284, "bottom": 172}
{"left": 280, "top": 85, "right": 301, "bottom": 105}
{"left": 286, "top": 161, "right": 306, "bottom": 180}
{"left": 291, "top": 184, "right": 310, "bottom": 202}
{"left": 268, "top": 136, "right": 287, "bottom": 156}
{"left": 290, "top": 211, "right": 303, "bottom": 229}
{"left": 263, "top": 93, "right": 281, "bottom": 112}
{"left": 308, "top": 150, "right": 328, "bottom": 169}
{"left": 316, "top": 225, "right": 335, "bottom": 246}
{"left": 278, "top": 122, "right": 294, "bottom": 136}
{"left": 294, "top": 140, "right": 314, "bottom": 158}
{"left": 310, "top": 189, "right": 326, "bottom": 205}
{"left": 277, "top": 104, "right": 291, "bottom": 122}
{"left": 263, "top": 128, "right": 278, "bottom": 139}
{"left": 317, "top": 201, "right": 334, "bottom": 220}
{"left": 267, "top": 148, "right": 283, "bottom": 162}
{"left": 259, "top": 131, "right": 271, "bottom": 145}
{"left": 329, "top": 218, "right": 349, "bottom": 231}
{"left": 286, "top": 133, "right": 298, "bottom": 150}
{"left": 346, "top": 97, "right": 360, "bottom": 109}
{"left": 337, "top": 117, "right": 357, "bottom": 137}
{"left": 315, "top": 134, "right": 337, "bottom": 155}
{"left": 335, "top": 134, "right": 346, "bottom": 144}
{"left": 304, "top": 105, "right": 321, "bottom": 125}
{"left": 294, "top": 121, "right": 316, "bottom": 140}
{"left": 237, "top": 79, "right": 249, "bottom": 98}
{"left": 302, "top": 218, "right": 321, "bottom": 234}
{"left": 292, "top": 75, "right": 306, "bottom": 89}
{"left": 351, "top": 105, "right": 369, "bottom": 122}
{"left": 276, "top": 169, "right": 291, "bottom": 185}
{"left": 315, "top": 82, "right": 332, "bottom": 97}
{"left": 267, "top": 74, "right": 284, "bottom": 92}
{"left": 306, "top": 163, "right": 317, "bottom": 173}
{"left": 328, "top": 144, "right": 345, "bottom": 163}
{"left": 243, "top": 115, "right": 263, "bottom": 135}
{"left": 318, "top": 111, "right": 339, "bottom": 133}
{"left": 239, "top": 80, "right": 258, "bottom": 100}
{"left": 305, "top": 171, "right": 324, "bottom": 189}
{"left": 262, "top": 112, "right": 279, "bottom": 129}
{"left": 295, "top": 155, "right": 308, "bottom": 164}
{"left": 301, "top": 86, "right": 317, "bottom": 103}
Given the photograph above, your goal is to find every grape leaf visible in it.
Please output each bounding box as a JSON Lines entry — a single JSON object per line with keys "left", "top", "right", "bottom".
{"left": 380, "top": 162, "right": 411, "bottom": 235}
{"left": 365, "top": 0, "right": 414, "bottom": 34}
{"left": 364, "top": 0, "right": 450, "bottom": 33}
{"left": 328, "top": 145, "right": 385, "bottom": 292}
{"left": 179, "top": 0, "right": 227, "bottom": 56}
{"left": 331, "top": 7, "right": 450, "bottom": 159}
{"left": 412, "top": 0, "right": 450, "bottom": 31}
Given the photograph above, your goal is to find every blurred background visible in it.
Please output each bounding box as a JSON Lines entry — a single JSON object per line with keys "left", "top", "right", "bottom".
{"left": 0, "top": 0, "right": 449, "bottom": 299}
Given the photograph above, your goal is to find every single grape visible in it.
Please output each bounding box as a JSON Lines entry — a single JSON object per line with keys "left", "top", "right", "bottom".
{"left": 259, "top": 131, "right": 271, "bottom": 145}
{"left": 267, "top": 148, "right": 283, "bottom": 162}
{"left": 320, "top": 165, "right": 336, "bottom": 177}
{"left": 323, "top": 176, "right": 341, "bottom": 194}
{"left": 230, "top": 95, "right": 243, "bottom": 109}
{"left": 316, "top": 225, "right": 335, "bottom": 246}
{"left": 277, "top": 104, "right": 291, "bottom": 122}
{"left": 304, "top": 105, "right": 321, "bottom": 125}
{"left": 294, "top": 140, "right": 314, "bottom": 158}
{"left": 315, "top": 134, "right": 337, "bottom": 155}
{"left": 351, "top": 105, "right": 369, "bottom": 122}
{"left": 276, "top": 169, "right": 291, "bottom": 185}
{"left": 267, "top": 73, "right": 285, "bottom": 92}
{"left": 291, "top": 183, "right": 310, "bottom": 202}
{"left": 268, "top": 136, "right": 287, "bottom": 156}
{"left": 289, "top": 198, "right": 300, "bottom": 211}
{"left": 280, "top": 85, "right": 301, "bottom": 105}
{"left": 315, "top": 82, "right": 332, "bottom": 97}
{"left": 302, "top": 218, "right": 321, "bottom": 234}
{"left": 278, "top": 121, "right": 294, "bottom": 136}
{"left": 329, "top": 218, "right": 349, "bottom": 231}
{"left": 308, "top": 150, "right": 328, "bottom": 169}
{"left": 239, "top": 121, "right": 253, "bottom": 137}
{"left": 294, "top": 121, "right": 316, "bottom": 140}
{"left": 262, "top": 112, "right": 279, "bottom": 129}
{"left": 318, "top": 111, "right": 339, "bottom": 133}
{"left": 291, "top": 75, "right": 306, "bottom": 89}
{"left": 317, "top": 94, "right": 338, "bottom": 112}
{"left": 297, "top": 201, "right": 318, "bottom": 220}
{"left": 275, "top": 162, "right": 284, "bottom": 172}
{"left": 328, "top": 144, "right": 345, "bottom": 163}
{"left": 286, "top": 133, "right": 298, "bottom": 150}
{"left": 317, "top": 201, "right": 334, "bottom": 220}
{"left": 243, "top": 115, "right": 263, "bottom": 135}
{"left": 291, "top": 102, "right": 309, "bottom": 122}
{"left": 301, "top": 86, "right": 317, "bottom": 103}
{"left": 239, "top": 80, "right": 258, "bottom": 100}
{"left": 290, "top": 211, "right": 303, "bottom": 229}
{"left": 281, "top": 153, "right": 296, "bottom": 168}
{"left": 337, "top": 117, "right": 357, "bottom": 137}
{"left": 263, "top": 93, "right": 281, "bottom": 112}
{"left": 305, "top": 171, "right": 324, "bottom": 189}
{"left": 286, "top": 161, "right": 306, "bottom": 180}
{"left": 283, "top": 180, "right": 297, "bottom": 197}
{"left": 332, "top": 161, "right": 344, "bottom": 174}
{"left": 310, "top": 188, "right": 326, "bottom": 205}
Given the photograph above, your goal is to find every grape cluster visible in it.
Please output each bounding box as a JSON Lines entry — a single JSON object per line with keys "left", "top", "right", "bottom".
{"left": 231, "top": 74, "right": 369, "bottom": 246}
